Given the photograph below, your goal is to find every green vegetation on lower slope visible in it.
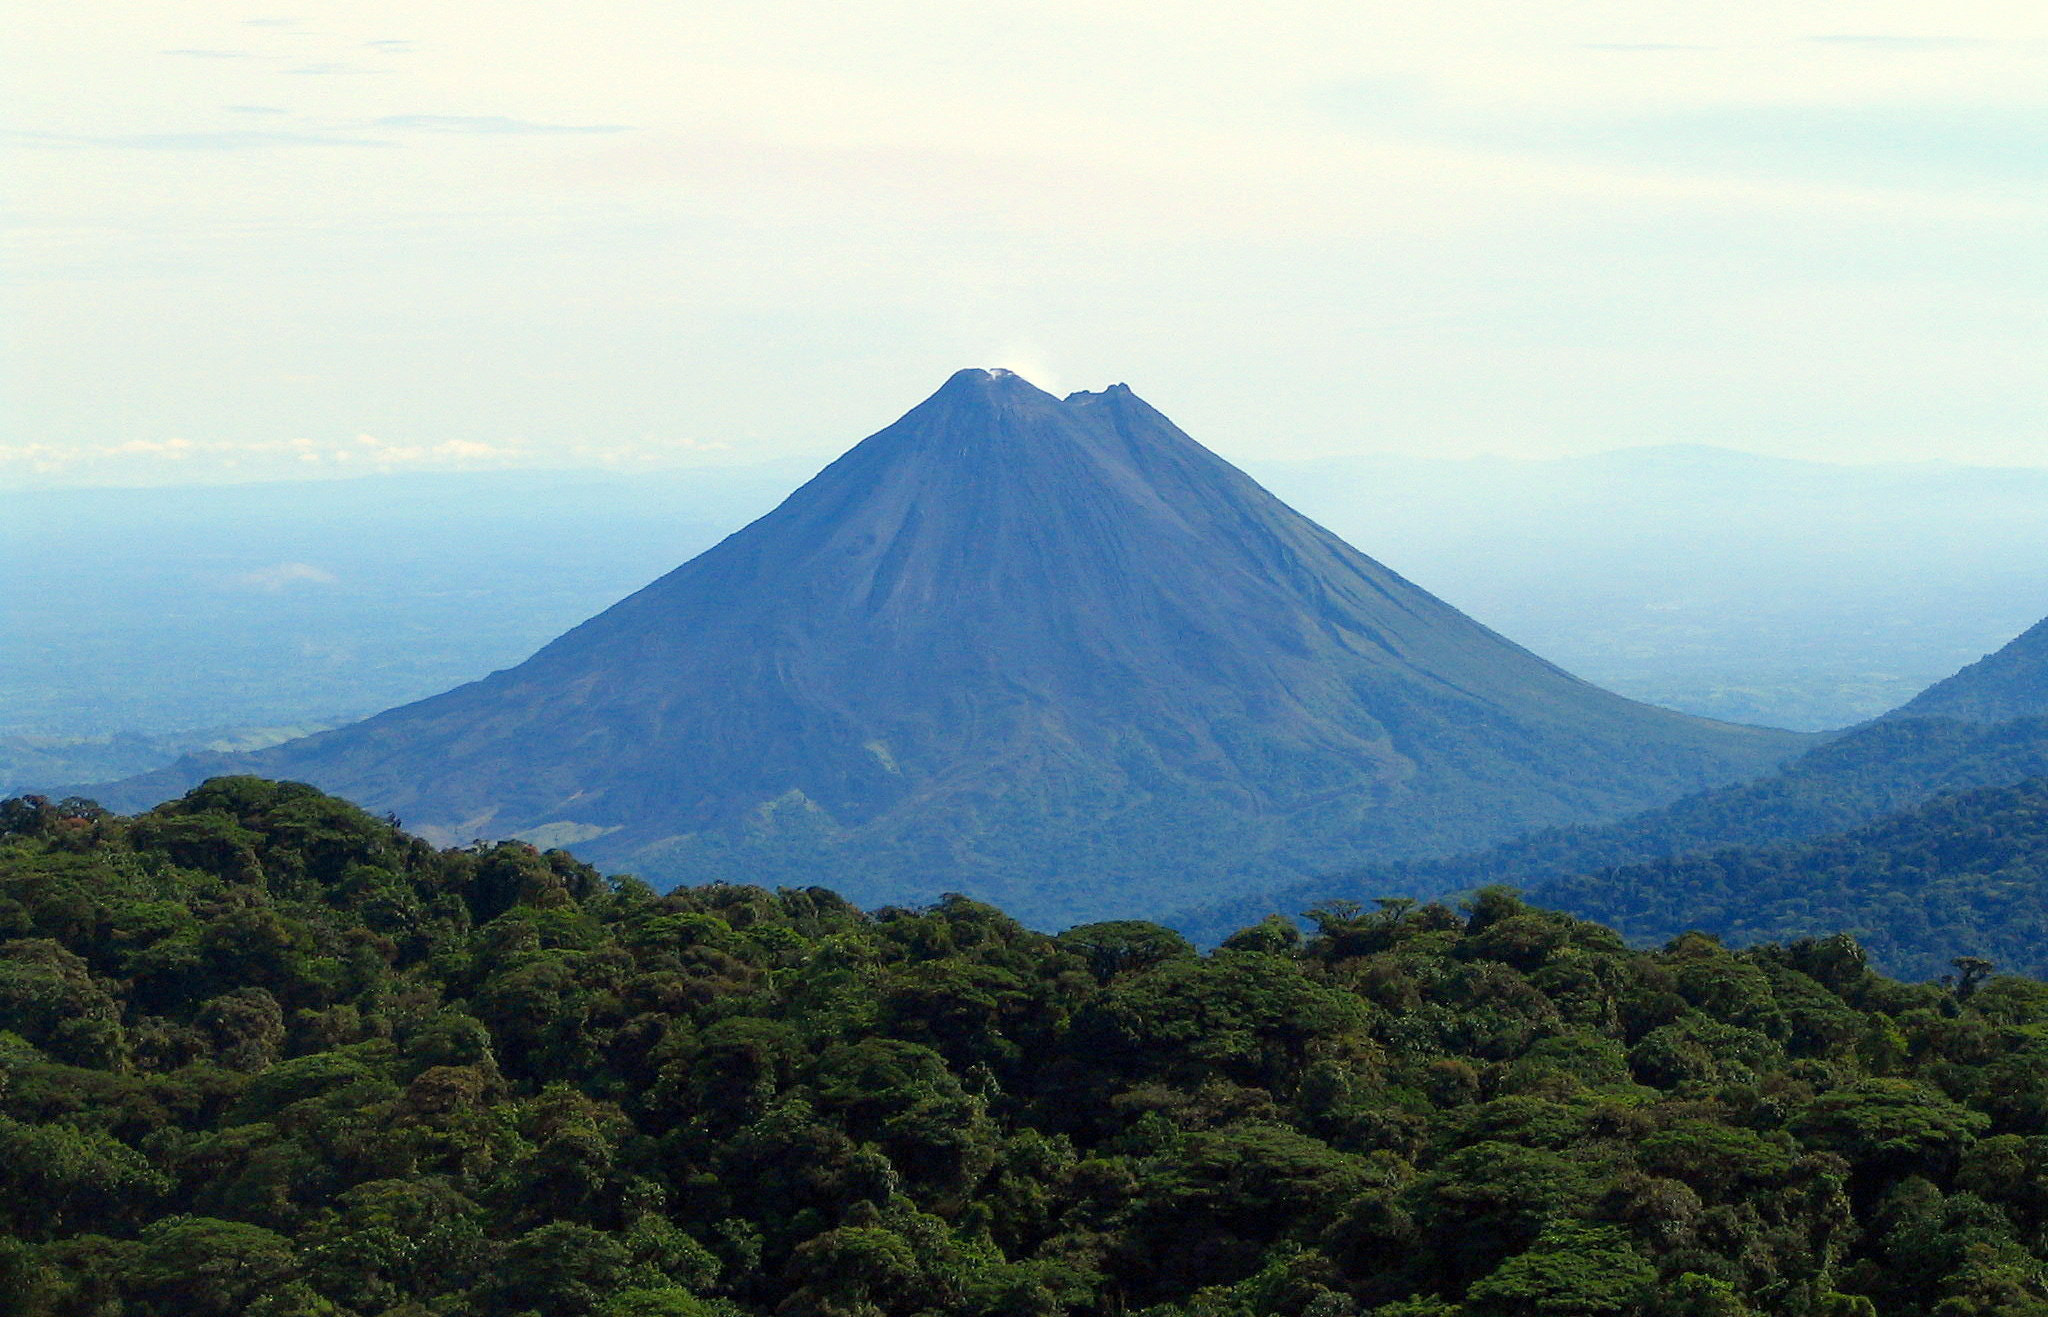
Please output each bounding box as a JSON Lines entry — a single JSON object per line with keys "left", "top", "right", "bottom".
{"left": 1174, "top": 715, "right": 2048, "bottom": 947}
{"left": 1533, "top": 779, "right": 2048, "bottom": 981}
{"left": 9, "top": 778, "right": 2048, "bottom": 1316}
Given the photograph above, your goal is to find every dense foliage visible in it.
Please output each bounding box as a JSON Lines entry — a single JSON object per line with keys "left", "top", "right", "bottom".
{"left": 7, "top": 778, "right": 2048, "bottom": 1316}
{"left": 1535, "top": 779, "right": 2048, "bottom": 980}
{"left": 1178, "top": 715, "right": 2048, "bottom": 948}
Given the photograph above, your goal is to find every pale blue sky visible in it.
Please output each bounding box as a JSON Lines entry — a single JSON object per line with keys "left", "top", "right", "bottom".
{"left": 6, "top": 0, "right": 2044, "bottom": 486}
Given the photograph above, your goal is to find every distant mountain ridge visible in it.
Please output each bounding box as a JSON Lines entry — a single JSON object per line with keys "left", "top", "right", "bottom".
{"left": 1533, "top": 776, "right": 2048, "bottom": 979}
{"left": 1172, "top": 604, "right": 2048, "bottom": 945}
{"left": 92, "top": 370, "right": 1802, "bottom": 924}
{"left": 1171, "top": 714, "right": 2048, "bottom": 943}
{"left": 1886, "top": 617, "right": 2048, "bottom": 724}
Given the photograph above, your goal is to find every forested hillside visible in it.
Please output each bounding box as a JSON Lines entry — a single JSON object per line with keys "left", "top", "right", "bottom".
{"left": 1533, "top": 779, "right": 2048, "bottom": 981}
{"left": 1176, "top": 715, "right": 2048, "bottom": 946}
{"left": 7, "top": 780, "right": 2048, "bottom": 1316}
{"left": 1889, "top": 619, "right": 2048, "bottom": 725}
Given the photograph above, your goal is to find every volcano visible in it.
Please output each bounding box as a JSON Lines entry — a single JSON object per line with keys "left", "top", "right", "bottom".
{"left": 98, "top": 369, "right": 1804, "bottom": 923}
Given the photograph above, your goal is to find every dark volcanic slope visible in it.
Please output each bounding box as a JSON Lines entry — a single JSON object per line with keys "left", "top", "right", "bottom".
{"left": 1887, "top": 616, "right": 2048, "bottom": 723}
{"left": 95, "top": 370, "right": 1802, "bottom": 923}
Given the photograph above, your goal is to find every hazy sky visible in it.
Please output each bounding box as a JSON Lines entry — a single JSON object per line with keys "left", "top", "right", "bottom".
{"left": 7, "top": 1, "right": 2045, "bottom": 486}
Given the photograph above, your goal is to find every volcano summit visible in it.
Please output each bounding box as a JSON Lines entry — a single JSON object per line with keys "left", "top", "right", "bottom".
{"left": 101, "top": 370, "right": 1804, "bottom": 923}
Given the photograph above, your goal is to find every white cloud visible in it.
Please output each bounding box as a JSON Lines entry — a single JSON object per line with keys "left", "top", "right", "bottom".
{"left": 1804, "top": 34, "right": 1998, "bottom": 49}
{"left": 231, "top": 561, "right": 339, "bottom": 591}
{"left": 373, "top": 114, "right": 628, "bottom": 135}
{"left": 342, "top": 434, "right": 522, "bottom": 464}
{"left": 284, "top": 62, "right": 385, "bottom": 76}
{"left": 3, "top": 128, "right": 394, "bottom": 150}
{"left": 0, "top": 430, "right": 743, "bottom": 488}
